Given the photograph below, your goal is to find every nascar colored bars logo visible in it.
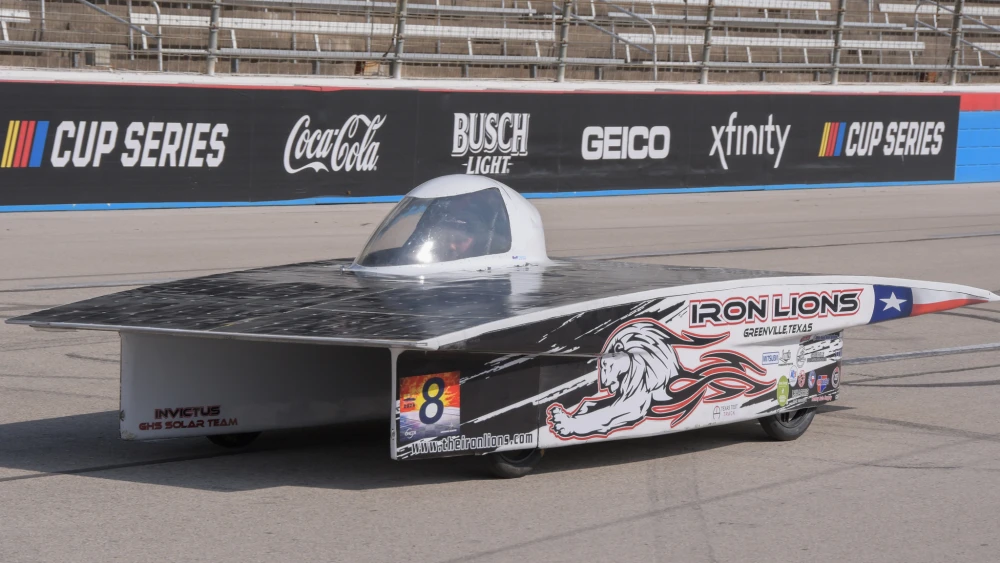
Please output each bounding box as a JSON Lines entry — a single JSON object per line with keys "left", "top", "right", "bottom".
{"left": 1, "top": 120, "right": 49, "bottom": 168}
{"left": 818, "top": 122, "right": 846, "bottom": 158}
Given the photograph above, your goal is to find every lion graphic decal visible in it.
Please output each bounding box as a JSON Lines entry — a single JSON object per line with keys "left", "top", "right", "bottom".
{"left": 547, "top": 318, "right": 774, "bottom": 440}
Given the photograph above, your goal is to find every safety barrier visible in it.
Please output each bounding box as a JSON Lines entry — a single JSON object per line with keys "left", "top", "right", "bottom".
{"left": 0, "top": 78, "right": 996, "bottom": 211}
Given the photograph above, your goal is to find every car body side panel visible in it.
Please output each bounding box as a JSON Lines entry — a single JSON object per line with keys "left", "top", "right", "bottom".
{"left": 392, "top": 332, "right": 844, "bottom": 461}
{"left": 120, "top": 332, "right": 390, "bottom": 440}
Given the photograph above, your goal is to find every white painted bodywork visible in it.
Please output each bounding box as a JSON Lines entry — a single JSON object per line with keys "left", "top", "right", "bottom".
{"left": 119, "top": 332, "right": 390, "bottom": 440}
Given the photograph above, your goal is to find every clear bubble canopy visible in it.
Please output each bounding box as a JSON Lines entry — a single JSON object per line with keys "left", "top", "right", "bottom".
{"left": 352, "top": 175, "right": 549, "bottom": 274}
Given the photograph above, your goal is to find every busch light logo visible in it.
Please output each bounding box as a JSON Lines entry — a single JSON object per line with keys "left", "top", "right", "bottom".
{"left": 283, "top": 114, "right": 385, "bottom": 174}
{"left": 451, "top": 112, "right": 529, "bottom": 175}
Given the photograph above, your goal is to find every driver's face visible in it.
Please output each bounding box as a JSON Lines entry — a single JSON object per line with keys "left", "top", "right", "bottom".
{"left": 449, "top": 235, "right": 474, "bottom": 255}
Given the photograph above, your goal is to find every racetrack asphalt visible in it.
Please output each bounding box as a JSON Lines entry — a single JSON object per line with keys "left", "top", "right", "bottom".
{"left": 1, "top": 183, "right": 999, "bottom": 563}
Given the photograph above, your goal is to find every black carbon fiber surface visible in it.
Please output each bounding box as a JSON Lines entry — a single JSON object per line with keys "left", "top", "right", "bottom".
{"left": 9, "top": 259, "right": 795, "bottom": 344}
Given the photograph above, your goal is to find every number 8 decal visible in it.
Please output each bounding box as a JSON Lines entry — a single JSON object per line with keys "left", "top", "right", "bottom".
{"left": 419, "top": 376, "right": 446, "bottom": 424}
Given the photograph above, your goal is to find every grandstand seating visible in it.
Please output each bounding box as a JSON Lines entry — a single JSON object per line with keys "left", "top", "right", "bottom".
{"left": 0, "top": 8, "right": 29, "bottom": 41}
{"left": 618, "top": 33, "right": 925, "bottom": 50}
{"left": 0, "top": 0, "right": 997, "bottom": 81}
{"left": 129, "top": 13, "right": 555, "bottom": 42}
{"left": 244, "top": 0, "right": 538, "bottom": 17}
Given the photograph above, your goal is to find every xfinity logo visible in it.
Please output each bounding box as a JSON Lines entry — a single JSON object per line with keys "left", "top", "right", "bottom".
{"left": 710, "top": 112, "right": 790, "bottom": 170}
{"left": 452, "top": 112, "right": 529, "bottom": 175}
{"left": 581, "top": 126, "right": 670, "bottom": 160}
{"left": 284, "top": 114, "right": 385, "bottom": 174}
{"left": 818, "top": 121, "right": 946, "bottom": 158}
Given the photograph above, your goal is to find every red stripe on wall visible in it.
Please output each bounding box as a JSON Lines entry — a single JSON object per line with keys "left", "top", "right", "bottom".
{"left": 912, "top": 298, "right": 988, "bottom": 316}
{"left": 826, "top": 122, "right": 839, "bottom": 157}
{"left": 12, "top": 121, "right": 28, "bottom": 168}
{"left": 18, "top": 121, "right": 36, "bottom": 168}
{"left": 959, "top": 94, "right": 1000, "bottom": 111}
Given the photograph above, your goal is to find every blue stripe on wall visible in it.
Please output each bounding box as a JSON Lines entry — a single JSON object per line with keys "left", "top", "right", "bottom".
{"left": 956, "top": 129, "right": 996, "bottom": 147}
{"left": 956, "top": 109, "right": 1000, "bottom": 182}
{"left": 959, "top": 111, "right": 1000, "bottom": 130}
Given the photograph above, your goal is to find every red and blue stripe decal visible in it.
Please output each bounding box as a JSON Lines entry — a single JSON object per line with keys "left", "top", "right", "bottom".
{"left": 1, "top": 120, "right": 49, "bottom": 168}
{"left": 818, "top": 121, "right": 847, "bottom": 157}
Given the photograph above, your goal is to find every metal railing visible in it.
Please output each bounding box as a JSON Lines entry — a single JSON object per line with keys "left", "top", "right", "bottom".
{"left": 2, "top": 0, "right": 1000, "bottom": 83}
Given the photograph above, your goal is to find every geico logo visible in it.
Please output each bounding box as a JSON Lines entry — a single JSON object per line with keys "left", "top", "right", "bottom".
{"left": 451, "top": 113, "right": 529, "bottom": 157}
{"left": 580, "top": 126, "right": 670, "bottom": 161}
{"left": 49, "top": 121, "right": 228, "bottom": 168}
{"left": 284, "top": 114, "right": 385, "bottom": 174}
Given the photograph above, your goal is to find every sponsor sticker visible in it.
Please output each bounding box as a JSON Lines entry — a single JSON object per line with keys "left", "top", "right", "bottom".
{"left": 712, "top": 404, "right": 738, "bottom": 420}
{"left": 787, "top": 388, "right": 810, "bottom": 407}
{"left": 807, "top": 371, "right": 816, "bottom": 389}
{"left": 762, "top": 351, "right": 780, "bottom": 365}
{"left": 797, "top": 370, "right": 807, "bottom": 389}
{"left": 779, "top": 349, "right": 792, "bottom": 366}
{"left": 398, "top": 371, "right": 460, "bottom": 445}
{"left": 817, "top": 373, "right": 829, "bottom": 393}
{"left": 832, "top": 367, "right": 841, "bottom": 388}
{"left": 777, "top": 376, "right": 789, "bottom": 407}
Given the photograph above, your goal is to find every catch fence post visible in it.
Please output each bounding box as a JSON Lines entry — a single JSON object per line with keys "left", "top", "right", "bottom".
{"left": 207, "top": 0, "right": 221, "bottom": 76}
{"left": 152, "top": 1, "right": 163, "bottom": 72}
{"left": 391, "top": 0, "right": 408, "bottom": 79}
{"left": 948, "top": 0, "right": 965, "bottom": 85}
{"left": 700, "top": 0, "right": 716, "bottom": 84}
{"left": 557, "top": 0, "right": 572, "bottom": 82}
{"left": 831, "top": 0, "right": 846, "bottom": 84}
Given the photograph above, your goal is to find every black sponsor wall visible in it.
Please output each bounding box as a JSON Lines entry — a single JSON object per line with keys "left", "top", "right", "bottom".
{"left": 0, "top": 82, "right": 960, "bottom": 207}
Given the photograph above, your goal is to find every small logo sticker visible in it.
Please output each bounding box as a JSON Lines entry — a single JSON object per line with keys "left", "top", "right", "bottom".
{"left": 398, "top": 371, "right": 461, "bottom": 445}
{"left": 777, "top": 376, "right": 790, "bottom": 407}
{"left": 817, "top": 373, "right": 829, "bottom": 393}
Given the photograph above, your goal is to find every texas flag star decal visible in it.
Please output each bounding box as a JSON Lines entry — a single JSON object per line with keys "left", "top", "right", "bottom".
{"left": 869, "top": 283, "right": 992, "bottom": 324}
{"left": 870, "top": 285, "right": 913, "bottom": 323}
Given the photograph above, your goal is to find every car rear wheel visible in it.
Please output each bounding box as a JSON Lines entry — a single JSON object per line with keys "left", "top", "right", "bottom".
{"left": 759, "top": 408, "right": 816, "bottom": 441}
{"left": 206, "top": 432, "right": 261, "bottom": 448}
{"left": 484, "top": 448, "right": 544, "bottom": 478}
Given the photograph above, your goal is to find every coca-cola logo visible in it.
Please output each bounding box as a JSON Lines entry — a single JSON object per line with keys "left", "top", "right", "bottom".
{"left": 283, "top": 114, "right": 385, "bottom": 174}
